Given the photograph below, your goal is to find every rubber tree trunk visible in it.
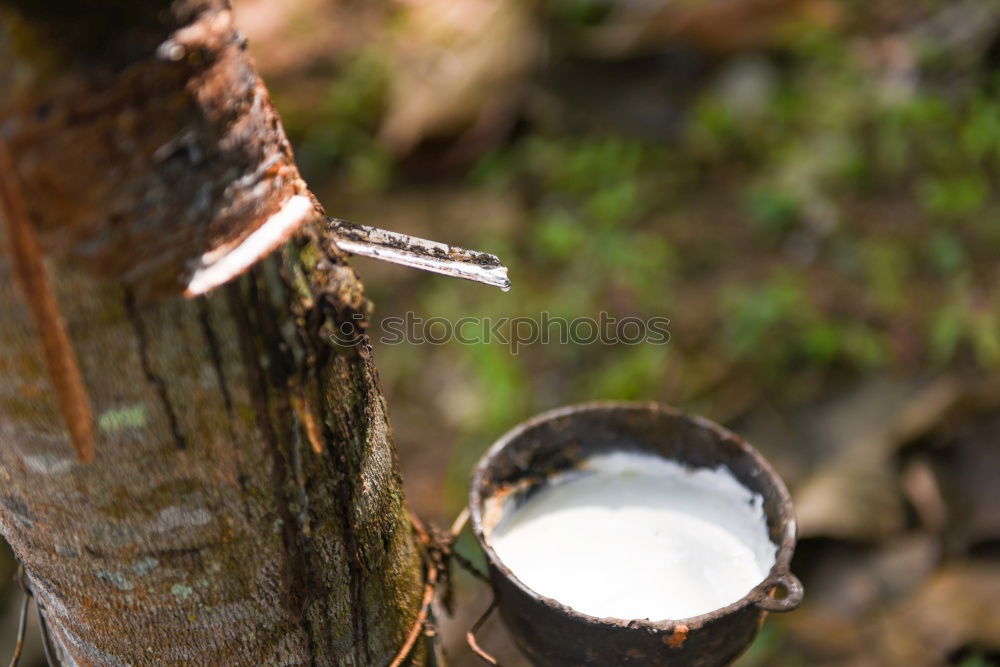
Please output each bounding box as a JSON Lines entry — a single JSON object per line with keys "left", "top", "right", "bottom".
{"left": 0, "top": 2, "right": 425, "bottom": 664}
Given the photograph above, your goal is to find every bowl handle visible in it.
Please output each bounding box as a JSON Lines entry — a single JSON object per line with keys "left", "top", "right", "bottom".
{"left": 755, "top": 572, "right": 804, "bottom": 612}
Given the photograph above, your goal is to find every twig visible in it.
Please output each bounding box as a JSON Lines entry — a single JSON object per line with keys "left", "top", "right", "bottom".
{"left": 449, "top": 509, "right": 500, "bottom": 664}
{"left": 388, "top": 512, "right": 445, "bottom": 667}
{"left": 466, "top": 599, "right": 499, "bottom": 666}
{"left": 7, "top": 587, "right": 29, "bottom": 667}
{"left": 8, "top": 564, "right": 57, "bottom": 667}
{"left": 388, "top": 562, "right": 438, "bottom": 667}
{"left": 0, "top": 140, "right": 95, "bottom": 462}
{"left": 36, "top": 602, "right": 56, "bottom": 667}
{"left": 447, "top": 509, "right": 490, "bottom": 583}
{"left": 449, "top": 508, "right": 470, "bottom": 537}
{"left": 389, "top": 508, "right": 500, "bottom": 666}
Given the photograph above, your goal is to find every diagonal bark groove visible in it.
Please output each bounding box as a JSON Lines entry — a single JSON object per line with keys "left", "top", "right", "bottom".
{"left": 225, "top": 279, "right": 318, "bottom": 665}
{"left": 123, "top": 289, "right": 188, "bottom": 451}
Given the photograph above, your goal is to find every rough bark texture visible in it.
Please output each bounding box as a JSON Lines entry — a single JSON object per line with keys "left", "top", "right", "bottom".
{"left": 0, "top": 0, "right": 315, "bottom": 299}
{"left": 0, "top": 1, "right": 426, "bottom": 664}
{"left": 0, "top": 231, "right": 425, "bottom": 666}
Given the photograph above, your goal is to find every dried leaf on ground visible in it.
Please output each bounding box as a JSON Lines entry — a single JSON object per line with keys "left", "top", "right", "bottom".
{"left": 379, "top": 0, "right": 542, "bottom": 155}
{"left": 794, "top": 376, "right": 960, "bottom": 541}
{"left": 577, "top": 0, "right": 842, "bottom": 58}
{"left": 876, "top": 562, "right": 1000, "bottom": 666}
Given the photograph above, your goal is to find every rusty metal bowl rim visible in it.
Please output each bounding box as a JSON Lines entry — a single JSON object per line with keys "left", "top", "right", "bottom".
{"left": 469, "top": 400, "right": 803, "bottom": 635}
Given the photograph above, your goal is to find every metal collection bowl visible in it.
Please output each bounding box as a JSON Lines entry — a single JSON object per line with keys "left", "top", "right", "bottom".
{"left": 469, "top": 402, "right": 803, "bottom": 667}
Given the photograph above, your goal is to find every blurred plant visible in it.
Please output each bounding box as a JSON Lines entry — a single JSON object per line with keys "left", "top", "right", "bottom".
{"left": 861, "top": 240, "right": 912, "bottom": 312}
{"left": 290, "top": 50, "right": 395, "bottom": 193}
{"left": 584, "top": 344, "right": 670, "bottom": 401}
{"left": 918, "top": 174, "right": 989, "bottom": 221}
{"left": 747, "top": 187, "right": 800, "bottom": 241}
{"left": 928, "top": 287, "right": 1000, "bottom": 368}
{"left": 734, "top": 623, "right": 808, "bottom": 667}
{"left": 925, "top": 231, "right": 968, "bottom": 276}
{"left": 545, "top": 0, "right": 610, "bottom": 27}
{"left": 574, "top": 0, "right": 842, "bottom": 58}
{"left": 722, "top": 273, "right": 815, "bottom": 373}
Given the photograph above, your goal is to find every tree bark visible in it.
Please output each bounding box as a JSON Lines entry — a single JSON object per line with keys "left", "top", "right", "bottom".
{"left": 0, "top": 2, "right": 426, "bottom": 664}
